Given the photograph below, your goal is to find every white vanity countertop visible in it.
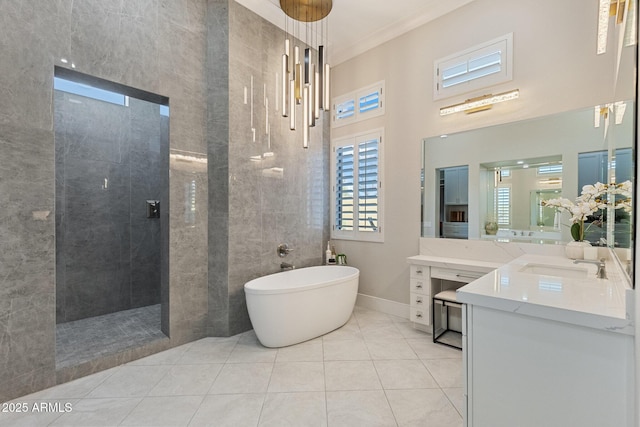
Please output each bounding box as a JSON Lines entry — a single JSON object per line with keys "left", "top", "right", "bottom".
{"left": 406, "top": 255, "right": 503, "bottom": 273}
{"left": 456, "top": 254, "right": 634, "bottom": 335}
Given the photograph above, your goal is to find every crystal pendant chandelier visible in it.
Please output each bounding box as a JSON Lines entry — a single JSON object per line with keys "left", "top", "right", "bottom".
{"left": 279, "top": 0, "right": 332, "bottom": 148}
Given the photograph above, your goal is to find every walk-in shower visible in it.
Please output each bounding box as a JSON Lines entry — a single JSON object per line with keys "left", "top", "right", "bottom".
{"left": 53, "top": 68, "right": 169, "bottom": 368}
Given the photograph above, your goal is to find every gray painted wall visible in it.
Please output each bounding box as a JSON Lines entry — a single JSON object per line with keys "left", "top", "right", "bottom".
{"left": 0, "top": 0, "right": 329, "bottom": 402}
{"left": 54, "top": 93, "right": 164, "bottom": 323}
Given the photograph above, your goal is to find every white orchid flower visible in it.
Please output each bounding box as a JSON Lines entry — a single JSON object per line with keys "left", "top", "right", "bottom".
{"left": 543, "top": 198, "right": 573, "bottom": 209}
{"left": 613, "top": 180, "right": 633, "bottom": 198}
{"left": 580, "top": 182, "right": 607, "bottom": 198}
{"left": 619, "top": 180, "right": 632, "bottom": 191}
{"left": 544, "top": 181, "right": 612, "bottom": 241}
{"left": 569, "top": 203, "right": 596, "bottom": 222}
{"left": 616, "top": 199, "right": 632, "bottom": 212}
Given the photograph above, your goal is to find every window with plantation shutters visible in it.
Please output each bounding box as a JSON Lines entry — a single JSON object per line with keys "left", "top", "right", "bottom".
{"left": 335, "top": 99, "right": 355, "bottom": 122}
{"left": 358, "top": 87, "right": 381, "bottom": 115}
{"left": 332, "top": 130, "right": 384, "bottom": 242}
{"left": 434, "top": 33, "right": 513, "bottom": 100}
{"left": 332, "top": 81, "right": 385, "bottom": 128}
{"left": 537, "top": 165, "right": 563, "bottom": 175}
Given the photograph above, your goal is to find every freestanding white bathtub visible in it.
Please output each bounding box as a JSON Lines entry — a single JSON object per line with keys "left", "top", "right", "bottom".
{"left": 244, "top": 266, "right": 359, "bottom": 348}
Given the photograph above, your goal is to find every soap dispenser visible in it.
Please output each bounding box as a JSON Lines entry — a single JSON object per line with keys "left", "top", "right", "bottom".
{"left": 326, "top": 242, "right": 333, "bottom": 265}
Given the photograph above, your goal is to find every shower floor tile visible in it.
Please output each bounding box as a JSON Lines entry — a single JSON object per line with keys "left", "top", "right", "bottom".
{"left": 56, "top": 304, "right": 166, "bottom": 369}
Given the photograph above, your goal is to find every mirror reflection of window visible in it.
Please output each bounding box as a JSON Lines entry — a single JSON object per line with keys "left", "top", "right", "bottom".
{"left": 480, "top": 156, "right": 562, "bottom": 239}
{"left": 439, "top": 165, "right": 469, "bottom": 239}
{"left": 495, "top": 185, "right": 511, "bottom": 227}
{"left": 578, "top": 149, "right": 633, "bottom": 247}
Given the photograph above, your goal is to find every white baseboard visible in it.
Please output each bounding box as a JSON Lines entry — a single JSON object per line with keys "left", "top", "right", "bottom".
{"left": 355, "top": 293, "right": 410, "bottom": 320}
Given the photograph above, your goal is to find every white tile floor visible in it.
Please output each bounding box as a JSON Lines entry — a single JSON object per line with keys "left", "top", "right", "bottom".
{"left": 0, "top": 307, "right": 463, "bottom": 427}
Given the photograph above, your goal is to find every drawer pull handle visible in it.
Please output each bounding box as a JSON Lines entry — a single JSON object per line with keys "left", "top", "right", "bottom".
{"left": 456, "top": 273, "right": 481, "bottom": 280}
{"left": 415, "top": 284, "right": 423, "bottom": 289}
{"left": 416, "top": 269, "right": 423, "bottom": 274}
{"left": 416, "top": 298, "right": 422, "bottom": 304}
{"left": 415, "top": 313, "right": 423, "bottom": 318}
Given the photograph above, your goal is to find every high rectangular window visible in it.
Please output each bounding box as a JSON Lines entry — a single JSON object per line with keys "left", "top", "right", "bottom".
{"left": 332, "top": 81, "right": 385, "bottom": 128}
{"left": 54, "top": 77, "right": 129, "bottom": 106}
{"left": 434, "top": 33, "right": 513, "bottom": 100}
{"left": 537, "top": 165, "right": 563, "bottom": 175}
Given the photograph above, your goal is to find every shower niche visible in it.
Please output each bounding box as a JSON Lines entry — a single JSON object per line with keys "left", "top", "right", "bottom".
{"left": 54, "top": 68, "right": 170, "bottom": 368}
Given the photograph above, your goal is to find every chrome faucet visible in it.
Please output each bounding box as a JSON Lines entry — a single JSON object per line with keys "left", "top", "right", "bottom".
{"left": 574, "top": 258, "right": 607, "bottom": 279}
{"left": 280, "top": 262, "right": 295, "bottom": 271}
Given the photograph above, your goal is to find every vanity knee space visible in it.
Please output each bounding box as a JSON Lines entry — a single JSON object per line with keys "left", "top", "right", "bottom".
{"left": 407, "top": 257, "right": 498, "bottom": 337}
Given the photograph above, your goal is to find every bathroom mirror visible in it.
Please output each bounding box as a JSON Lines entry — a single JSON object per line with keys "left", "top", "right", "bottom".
{"left": 421, "top": 101, "right": 635, "bottom": 271}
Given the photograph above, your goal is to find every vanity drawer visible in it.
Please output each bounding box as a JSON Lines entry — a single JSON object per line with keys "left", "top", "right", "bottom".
{"left": 411, "top": 292, "right": 428, "bottom": 308}
{"left": 410, "top": 278, "right": 428, "bottom": 295}
{"left": 430, "top": 267, "right": 486, "bottom": 283}
{"left": 410, "top": 306, "right": 430, "bottom": 325}
{"left": 410, "top": 264, "right": 427, "bottom": 279}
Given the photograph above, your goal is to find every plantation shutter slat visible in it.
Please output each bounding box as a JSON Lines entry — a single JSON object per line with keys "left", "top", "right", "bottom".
{"left": 335, "top": 145, "right": 355, "bottom": 231}
{"left": 358, "top": 90, "right": 380, "bottom": 113}
{"left": 496, "top": 186, "right": 511, "bottom": 226}
{"left": 442, "top": 49, "right": 502, "bottom": 88}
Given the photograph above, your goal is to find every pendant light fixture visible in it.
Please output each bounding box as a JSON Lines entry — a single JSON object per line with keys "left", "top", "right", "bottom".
{"left": 280, "top": 0, "right": 332, "bottom": 148}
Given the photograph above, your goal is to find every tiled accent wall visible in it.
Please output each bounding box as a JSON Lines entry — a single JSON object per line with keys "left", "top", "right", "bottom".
{"left": 55, "top": 94, "right": 164, "bottom": 323}
{"left": 206, "top": 1, "right": 330, "bottom": 336}
{"left": 0, "top": 0, "right": 209, "bottom": 402}
{"left": 0, "top": 0, "right": 329, "bottom": 402}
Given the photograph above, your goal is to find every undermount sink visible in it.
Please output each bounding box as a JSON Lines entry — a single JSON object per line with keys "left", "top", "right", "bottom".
{"left": 518, "top": 263, "right": 590, "bottom": 279}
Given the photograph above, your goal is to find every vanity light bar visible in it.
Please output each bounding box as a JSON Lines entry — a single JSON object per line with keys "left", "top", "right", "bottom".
{"left": 439, "top": 89, "right": 520, "bottom": 116}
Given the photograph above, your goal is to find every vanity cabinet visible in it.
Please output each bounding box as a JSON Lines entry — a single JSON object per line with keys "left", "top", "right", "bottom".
{"left": 463, "top": 304, "right": 633, "bottom": 427}
{"left": 443, "top": 166, "right": 468, "bottom": 205}
{"left": 409, "top": 264, "right": 429, "bottom": 326}
{"left": 458, "top": 254, "right": 635, "bottom": 427}
{"left": 407, "top": 256, "right": 500, "bottom": 331}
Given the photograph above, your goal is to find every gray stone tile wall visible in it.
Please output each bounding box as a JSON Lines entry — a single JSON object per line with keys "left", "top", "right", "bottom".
{"left": 0, "top": 0, "right": 209, "bottom": 402}
{"left": 212, "top": 1, "right": 330, "bottom": 336}
{"left": 0, "top": 0, "right": 329, "bottom": 402}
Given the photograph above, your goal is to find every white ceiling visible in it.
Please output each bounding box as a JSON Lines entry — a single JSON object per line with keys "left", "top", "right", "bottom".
{"left": 235, "top": 0, "right": 476, "bottom": 65}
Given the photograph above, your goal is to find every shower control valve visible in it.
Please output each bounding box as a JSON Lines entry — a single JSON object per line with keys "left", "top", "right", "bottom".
{"left": 146, "top": 200, "right": 160, "bottom": 218}
{"left": 277, "top": 243, "right": 294, "bottom": 258}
